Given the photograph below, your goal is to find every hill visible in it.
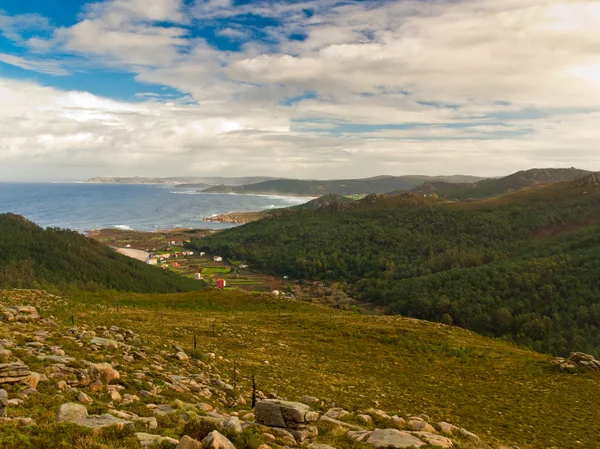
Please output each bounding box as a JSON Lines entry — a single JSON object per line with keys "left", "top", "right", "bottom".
{"left": 87, "top": 176, "right": 280, "bottom": 185}
{"left": 199, "top": 175, "right": 486, "bottom": 196}
{"left": 0, "top": 288, "right": 598, "bottom": 448}
{"left": 411, "top": 167, "right": 591, "bottom": 200}
{"left": 0, "top": 214, "right": 201, "bottom": 293}
{"left": 192, "top": 173, "right": 600, "bottom": 357}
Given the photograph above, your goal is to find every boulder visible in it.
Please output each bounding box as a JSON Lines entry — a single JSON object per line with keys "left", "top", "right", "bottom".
{"left": 320, "top": 415, "right": 363, "bottom": 430}
{"left": 89, "top": 337, "right": 119, "bottom": 349}
{"left": 57, "top": 403, "right": 89, "bottom": 422}
{"left": 255, "top": 399, "right": 318, "bottom": 427}
{"left": 89, "top": 362, "right": 120, "bottom": 383}
{"left": 0, "top": 362, "right": 31, "bottom": 384}
{"left": 0, "top": 389, "right": 8, "bottom": 417}
{"left": 136, "top": 432, "right": 179, "bottom": 448}
{"left": 411, "top": 432, "right": 453, "bottom": 448}
{"left": 77, "top": 391, "right": 93, "bottom": 404}
{"left": 221, "top": 416, "right": 243, "bottom": 433}
{"left": 177, "top": 435, "right": 202, "bottom": 449}
{"left": 366, "top": 429, "right": 426, "bottom": 449}
{"left": 202, "top": 430, "right": 236, "bottom": 449}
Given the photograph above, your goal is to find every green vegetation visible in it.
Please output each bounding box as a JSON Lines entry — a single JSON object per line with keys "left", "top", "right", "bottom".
{"left": 201, "top": 175, "right": 485, "bottom": 196}
{"left": 192, "top": 173, "right": 600, "bottom": 357}
{"left": 0, "top": 214, "right": 202, "bottom": 293}
{"left": 412, "top": 167, "right": 590, "bottom": 200}
{"left": 5, "top": 288, "right": 598, "bottom": 449}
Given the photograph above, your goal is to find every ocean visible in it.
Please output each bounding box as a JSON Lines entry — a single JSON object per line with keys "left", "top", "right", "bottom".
{"left": 0, "top": 183, "right": 311, "bottom": 232}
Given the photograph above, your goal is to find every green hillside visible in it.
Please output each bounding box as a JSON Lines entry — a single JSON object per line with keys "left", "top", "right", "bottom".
{"left": 412, "top": 167, "right": 591, "bottom": 199}
{"left": 200, "top": 175, "right": 485, "bottom": 196}
{"left": 0, "top": 214, "right": 202, "bottom": 293}
{"left": 192, "top": 173, "right": 600, "bottom": 357}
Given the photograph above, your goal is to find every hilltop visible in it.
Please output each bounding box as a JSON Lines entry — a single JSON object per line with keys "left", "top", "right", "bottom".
{"left": 0, "top": 214, "right": 201, "bottom": 293}
{"left": 192, "top": 173, "right": 600, "bottom": 357}
{"left": 411, "top": 168, "right": 591, "bottom": 200}
{"left": 199, "top": 175, "right": 485, "bottom": 196}
{"left": 0, "top": 288, "right": 599, "bottom": 448}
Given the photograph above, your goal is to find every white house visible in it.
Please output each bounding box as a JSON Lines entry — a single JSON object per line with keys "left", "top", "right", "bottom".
{"left": 146, "top": 257, "right": 158, "bottom": 265}
{"left": 213, "top": 256, "right": 223, "bottom": 262}
{"left": 199, "top": 252, "right": 206, "bottom": 256}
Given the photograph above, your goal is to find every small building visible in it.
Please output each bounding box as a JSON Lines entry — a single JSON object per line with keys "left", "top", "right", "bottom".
{"left": 272, "top": 290, "right": 280, "bottom": 296}
{"left": 194, "top": 273, "right": 203, "bottom": 280}
{"left": 199, "top": 252, "right": 206, "bottom": 256}
{"left": 146, "top": 257, "right": 158, "bottom": 265}
{"left": 239, "top": 264, "right": 248, "bottom": 269}
{"left": 213, "top": 256, "right": 223, "bottom": 262}
{"left": 216, "top": 278, "right": 226, "bottom": 289}
{"left": 171, "top": 262, "right": 180, "bottom": 268}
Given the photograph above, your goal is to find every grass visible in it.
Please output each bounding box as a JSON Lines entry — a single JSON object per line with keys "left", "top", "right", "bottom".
{"left": 20, "top": 288, "right": 596, "bottom": 449}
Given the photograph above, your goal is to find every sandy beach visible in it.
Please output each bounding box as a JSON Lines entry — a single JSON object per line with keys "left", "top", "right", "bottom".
{"left": 115, "top": 247, "right": 150, "bottom": 262}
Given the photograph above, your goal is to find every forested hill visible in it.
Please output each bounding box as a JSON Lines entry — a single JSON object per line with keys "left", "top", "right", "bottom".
{"left": 200, "top": 174, "right": 485, "bottom": 196}
{"left": 192, "top": 173, "right": 600, "bottom": 357}
{"left": 0, "top": 214, "right": 201, "bottom": 293}
{"left": 411, "top": 167, "right": 591, "bottom": 200}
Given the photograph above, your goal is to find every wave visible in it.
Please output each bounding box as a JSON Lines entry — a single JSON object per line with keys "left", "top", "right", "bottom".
{"left": 113, "top": 224, "right": 132, "bottom": 230}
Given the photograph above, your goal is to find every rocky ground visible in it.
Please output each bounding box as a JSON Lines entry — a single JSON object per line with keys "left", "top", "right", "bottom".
{"left": 0, "top": 290, "right": 520, "bottom": 449}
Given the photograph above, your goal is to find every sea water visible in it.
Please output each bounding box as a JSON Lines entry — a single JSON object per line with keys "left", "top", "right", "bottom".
{"left": 0, "top": 183, "right": 311, "bottom": 231}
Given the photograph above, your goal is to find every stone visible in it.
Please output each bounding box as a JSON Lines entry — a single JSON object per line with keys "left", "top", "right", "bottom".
{"left": 56, "top": 380, "right": 68, "bottom": 390}
{"left": 176, "top": 352, "right": 189, "bottom": 361}
{"left": 77, "top": 391, "right": 93, "bottom": 404}
{"left": 366, "top": 429, "right": 426, "bottom": 449}
{"left": 323, "top": 407, "right": 350, "bottom": 420}
{"left": 0, "top": 362, "right": 31, "bottom": 384}
{"left": 89, "top": 337, "right": 119, "bottom": 349}
{"left": 255, "top": 399, "right": 318, "bottom": 427}
{"left": 0, "top": 389, "right": 7, "bottom": 417}
{"left": 320, "top": 415, "right": 363, "bottom": 430}
{"left": 408, "top": 419, "right": 436, "bottom": 433}
{"left": 89, "top": 380, "right": 103, "bottom": 393}
{"left": 221, "top": 416, "right": 243, "bottom": 433}
{"left": 57, "top": 403, "right": 88, "bottom": 422}
{"left": 136, "top": 432, "right": 179, "bottom": 448}
{"left": 359, "top": 414, "right": 374, "bottom": 424}
{"left": 289, "top": 424, "right": 318, "bottom": 443}
{"left": 90, "top": 362, "right": 120, "bottom": 383}
{"left": 300, "top": 395, "right": 320, "bottom": 404}
{"left": 308, "top": 445, "right": 337, "bottom": 449}
{"left": 347, "top": 430, "right": 372, "bottom": 442}
{"left": 202, "top": 430, "right": 236, "bottom": 449}
{"left": 411, "top": 432, "right": 453, "bottom": 448}
{"left": 391, "top": 416, "right": 406, "bottom": 428}
{"left": 176, "top": 435, "right": 202, "bottom": 449}
{"left": 23, "top": 372, "right": 42, "bottom": 389}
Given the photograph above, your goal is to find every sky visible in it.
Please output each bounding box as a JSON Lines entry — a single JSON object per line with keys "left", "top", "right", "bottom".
{"left": 1, "top": 0, "right": 600, "bottom": 181}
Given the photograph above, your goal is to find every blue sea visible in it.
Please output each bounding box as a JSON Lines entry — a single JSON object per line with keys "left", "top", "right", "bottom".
{"left": 0, "top": 183, "right": 311, "bottom": 232}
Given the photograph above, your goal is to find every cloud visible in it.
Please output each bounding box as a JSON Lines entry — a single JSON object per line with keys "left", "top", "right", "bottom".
{"left": 0, "top": 53, "right": 69, "bottom": 75}
{"left": 0, "top": 12, "right": 50, "bottom": 44}
{"left": 3, "top": 0, "right": 600, "bottom": 180}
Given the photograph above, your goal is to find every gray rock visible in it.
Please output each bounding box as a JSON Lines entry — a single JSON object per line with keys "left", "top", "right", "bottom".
{"left": 366, "top": 429, "right": 426, "bottom": 448}
{"left": 89, "top": 337, "right": 119, "bottom": 349}
{"left": 177, "top": 435, "right": 202, "bottom": 449}
{"left": 255, "top": 399, "right": 318, "bottom": 427}
{"left": 136, "top": 432, "right": 179, "bottom": 448}
{"left": 320, "top": 415, "right": 363, "bottom": 430}
{"left": 347, "top": 430, "right": 372, "bottom": 442}
{"left": 221, "top": 416, "right": 243, "bottom": 433}
{"left": 0, "top": 389, "right": 7, "bottom": 417}
{"left": 57, "top": 403, "right": 88, "bottom": 422}
{"left": 411, "top": 432, "right": 454, "bottom": 448}
{"left": 201, "top": 430, "right": 236, "bottom": 449}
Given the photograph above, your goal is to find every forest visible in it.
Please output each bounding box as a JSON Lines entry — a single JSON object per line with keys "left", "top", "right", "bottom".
{"left": 0, "top": 213, "right": 201, "bottom": 293}
{"left": 193, "top": 174, "right": 600, "bottom": 356}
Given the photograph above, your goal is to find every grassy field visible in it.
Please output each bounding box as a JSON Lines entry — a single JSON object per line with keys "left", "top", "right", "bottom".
{"left": 41, "top": 288, "right": 600, "bottom": 449}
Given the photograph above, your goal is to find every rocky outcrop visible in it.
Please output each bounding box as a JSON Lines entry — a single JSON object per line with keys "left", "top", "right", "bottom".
{"left": 0, "top": 362, "right": 32, "bottom": 384}
{"left": 57, "top": 403, "right": 133, "bottom": 432}
{"left": 0, "top": 389, "right": 7, "bottom": 417}
{"left": 366, "top": 429, "right": 426, "bottom": 448}
{"left": 553, "top": 352, "right": 600, "bottom": 371}
{"left": 0, "top": 305, "right": 40, "bottom": 322}
{"left": 202, "top": 430, "right": 236, "bottom": 449}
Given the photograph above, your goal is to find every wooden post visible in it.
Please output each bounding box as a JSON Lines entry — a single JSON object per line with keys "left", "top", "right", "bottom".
{"left": 251, "top": 374, "right": 256, "bottom": 408}
{"left": 193, "top": 329, "right": 197, "bottom": 350}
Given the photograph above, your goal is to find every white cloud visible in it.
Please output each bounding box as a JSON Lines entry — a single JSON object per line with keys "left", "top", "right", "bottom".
{"left": 0, "top": 53, "right": 69, "bottom": 75}
{"left": 3, "top": 0, "right": 600, "bottom": 180}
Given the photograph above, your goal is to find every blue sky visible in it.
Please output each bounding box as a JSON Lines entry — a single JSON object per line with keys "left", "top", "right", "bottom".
{"left": 1, "top": 0, "right": 600, "bottom": 181}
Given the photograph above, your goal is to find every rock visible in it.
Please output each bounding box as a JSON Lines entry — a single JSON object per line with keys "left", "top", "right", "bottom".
{"left": 90, "top": 362, "right": 120, "bottom": 383}
{"left": 136, "top": 417, "right": 158, "bottom": 430}
{"left": 89, "top": 337, "right": 119, "bottom": 349}
{"left": 347, "top": 430, "right": 373, "bottom": 442}
{"left": 221, "top": 416, "right": 243, "bottom": 433}
{"left": 89, "top": 380, "right": 103, "bottom": 393}
{"left": 177, "top": 435, "right": 202, "bottom": 449}
{"left": 23, "top": 372, "right": 42, "bottom": 389}
{"left": 308, "top": 445, "right": 337, "bottom": 449}
{"left": 109, "top": 389, "right": 122, "bottom": 402}
{"left": 391, "top": 416, "right": 406, "bottom": 428}
{"left": 324, "top": 407, "right": 350, "bottom": 419}
{"left": 77, "top": 391, "right": 93, "bottom": 404}
{"left": 0, "top": 362, "right": 31, "bottom": 384}
{"left": 255, "top": 399, "right": 318, "bottom": 427}
{"left": 437, "top": 422, "right": 479, "bottom": 442}
{"left": 136, "top": 432, "right": 179, "bottom": 448}
{"left": 0, "top": 348, "right": 12, "bottom": 362}
{"left": 411, "top": 432, "right": 453, "bottom": 448}
{"left": 57, "top": 402, "right": 133, "bottom": 431}
{"left": 408, "top": 418, "right": 436, "bottom": 433}
{"left": 257, "top": 445, "right": 272, "bottom": 449}
{"left": 0, "top": 389, "right": 7, "bottom": 417}
{"left": 201, "top": 430, "right": 236, "bottom": 449}
{"left": 300, "top": 395, "right": 320, "bottom": 404}
{"left": 176, "top": 352, "right": 189, "bottom": 361}
{"left": 320, "top": 415, "right": 363, "bottom": 430}
{"left": 289, "top": 424, "right": 318, "bottom": 443}
{"left": 359, "top": 414, "right": 374, "bottom": 424}
{"left": 57, "top": 403, "right": 89, "bottom": 422}
{"left": 366, "top": 429, "right": 426, "bottom": 448}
